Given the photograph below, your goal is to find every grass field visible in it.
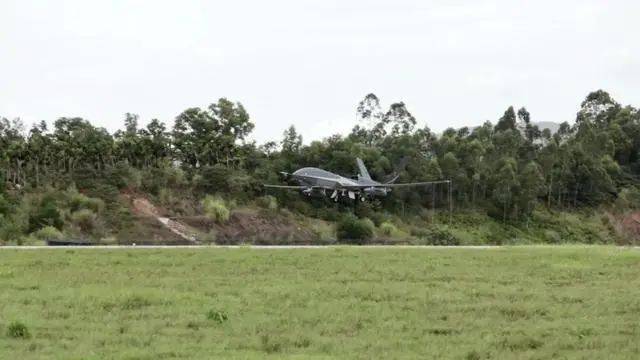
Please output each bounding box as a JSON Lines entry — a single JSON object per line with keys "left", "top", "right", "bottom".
{"left": 1, "top": 247, "right": 639, "bottom": 359}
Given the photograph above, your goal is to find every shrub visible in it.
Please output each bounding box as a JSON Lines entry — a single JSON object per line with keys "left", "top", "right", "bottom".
{"left": 33, "top": 226, "right": 64, "bottom": 241}
{"left": 410, "top": 227, "right": 430, "bottom": 238}
{"left": 202, "top": 196, "right": 230, "bottom": 224}
{"left": 615, "top": 187, "right": 640, "bottom": 211}
{"left": 544, "top": 230, "right": 562, "bottom": 244}
{"left": 106, "top": 163, "right": 141, "bottom": 189}
{"left": 256, "top": 195, "right": 278, "bottom": 210}
{"left": 28, "top": 200, "right": 63, "bottom": 232}
{"left": 227, "top": 172, "right": 254, "bottom": 200}
{"left": 206, "top": 310, "right": 228, "bottom": 324}
{"left": 416, "top": 226, "right": 460, "bottom": 246}
{"left": 158, "top": 188, "right": 174, "bottom": 206}
{"left": 7, "top": 321, "right": 30, "bottom": 339}
{"left": 167, "top": 167, "right": 187, "bottom": 188}
{"left": 0, "top": 219, "right": 23, "bottom": 243}
{"left": 0, "top": 194, "right": 10, "bottom": 216}
{"left": 336, "top": 215, "right": 374, "bottom": 244}
{"left": 379, "top": 222, "right": 398, "bottom": 236}
{"left": 71, "top": 209, "right": 98, "bottom": 234}
{"left": 69, "top": 192, "right": 105, "bottom": 213}
{"left": 140, "top": 167, "right": 169, "bottom": 195}
{"left": 196, "top": 165, "right": 231, "bottom": 194}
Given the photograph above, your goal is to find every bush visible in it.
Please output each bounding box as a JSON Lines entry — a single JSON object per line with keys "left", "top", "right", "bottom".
{"left": 256, "top": 195, "right": 278, "bottom": 210}
{"left": 28, "top": 199, "right": 63, "bottom": 232}
{"left": 0, "top": 194, "right": 10, "bottom": 216}
{"left": 69, "top": 191, "right": 105, "bottom": 213}
{"left": 615, "top": 187, "right": 640, "bottom": 211}
{"left": 379, "top": 222, "right": 398, "bottom": 236}
{"left": 410, "top": 227, "right": 430, "bottom": 238}
{"left": 71, "top": 209, "right": 98, "bottom": 234}
{"left": 196, "top": 165, "right": 231, "bottom": 194}
{"left": 202, "top": 196, "right": 230, "bottom": 224}
{"left": 543, "top": 230, "right": 562, "bottom": 244}
{"left": 158, "top": 188, "right": 174, "bottom": 206}
{"left": 0, "top": 219, "right": 23, "bottom": 243}
{"left": 33, "top": 226, "right": 64, "bottom": 241}
{"left": 416, "top": 226, "right": 460, "bottom": 246}
{"left": 6, "top": 321, "right": 30, "bottom": 339}
{"left": 336, "top": 215, "right": 374, "bottom": 244}
{"left": 104, "top": 162, "right": 141, "bottom": 190}
{"left": 166, "top": 166, "right": 187, "bottom": 188}
{"left": 206, "top": 309, "right": 228, "bottom": 324}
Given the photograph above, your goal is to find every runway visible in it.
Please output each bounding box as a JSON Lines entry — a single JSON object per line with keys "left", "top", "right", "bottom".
{"left": 1, "top": 245, "right": 636, "bottom": 250}
{"left": 0, "top": 245, "right": 504, "bottom": 250}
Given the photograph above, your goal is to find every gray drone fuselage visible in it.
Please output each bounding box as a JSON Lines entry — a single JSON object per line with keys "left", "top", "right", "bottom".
{"left": 264, "top": 157, "right": 448, "bottom": 201}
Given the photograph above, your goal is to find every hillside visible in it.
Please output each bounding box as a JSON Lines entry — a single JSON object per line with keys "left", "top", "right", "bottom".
{"left": 1, "top": 90, "right": 639, "bottom": 246}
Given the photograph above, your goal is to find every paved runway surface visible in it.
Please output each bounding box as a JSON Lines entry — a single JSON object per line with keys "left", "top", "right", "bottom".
{"left": 0, "top": 245, "right": 504, "bottom": 250}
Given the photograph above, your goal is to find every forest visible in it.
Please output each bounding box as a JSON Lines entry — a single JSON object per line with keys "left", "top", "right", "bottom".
{"left": 1, "top": 90, "right": 639, "bottom": 245}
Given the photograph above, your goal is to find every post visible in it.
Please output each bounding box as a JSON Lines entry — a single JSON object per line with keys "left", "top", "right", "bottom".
{"left": 448, "top": 180, "right": 452, "bottom": 225}
{"left": 431, "top": 183, "right": 435, "bottom": 224}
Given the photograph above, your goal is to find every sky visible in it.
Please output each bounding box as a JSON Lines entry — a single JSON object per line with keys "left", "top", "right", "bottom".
{"left": 1, "top": 0, "right": 638, "bottom": 144}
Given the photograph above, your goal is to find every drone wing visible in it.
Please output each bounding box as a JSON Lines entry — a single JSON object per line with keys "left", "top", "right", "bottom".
{"left": 383, "top": 180, "right": 450, "bottom": 187}
{"left": 357, "top": 180, "right": 450, "bottom": 188}
{"left": 263, "top": 184, "right": 309, "bottom": 189}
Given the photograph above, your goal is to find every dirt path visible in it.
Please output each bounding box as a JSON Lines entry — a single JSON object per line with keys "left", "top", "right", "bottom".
{"left": 131, "top": 197, "right": 198, "bottom": 243}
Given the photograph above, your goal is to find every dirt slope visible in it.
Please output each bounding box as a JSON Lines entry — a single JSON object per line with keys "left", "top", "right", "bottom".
{"left": 127, "top": 195, "right": 317, "bottom": 245}
{"left": 621, "top": 211, "right": 640, "bottom": 241}
{"left": 129, "top": 196, "right": 199, "bottom": 244}
{"left": 178, "top": 209, "right": 318, "bottom": 245}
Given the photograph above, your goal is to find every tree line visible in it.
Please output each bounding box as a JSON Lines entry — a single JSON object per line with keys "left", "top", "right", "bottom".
{"left": 1, "top": 90, "right": 639, "bottom": 224}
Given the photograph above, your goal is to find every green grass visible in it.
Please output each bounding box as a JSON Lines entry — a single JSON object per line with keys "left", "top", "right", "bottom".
{"left": 1, "top": 247, "right": 639, "bottom": 359}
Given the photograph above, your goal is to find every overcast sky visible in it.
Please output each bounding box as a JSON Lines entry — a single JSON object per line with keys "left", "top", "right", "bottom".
{"left": 1, "top": 0, "right": 638, "bottom": 144}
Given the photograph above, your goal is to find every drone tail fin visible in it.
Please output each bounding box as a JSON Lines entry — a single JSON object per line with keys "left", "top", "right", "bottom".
{"left": 356, "top": 158, "right": 372, "bottom": 181}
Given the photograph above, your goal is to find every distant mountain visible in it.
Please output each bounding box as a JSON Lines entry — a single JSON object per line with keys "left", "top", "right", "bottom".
{"left": 441, "top": 121, "right": 562, "bottom": 137}
{"left": 533, "top": 121, "right": 561, "bottom": 134}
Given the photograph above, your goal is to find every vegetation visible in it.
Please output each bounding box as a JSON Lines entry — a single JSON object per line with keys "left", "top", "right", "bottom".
{"left": 0, "top": 247, "right": 639, "bottom": 358}
{"left": 336, "top": 215, "right": 375, "bottom": 243}
{"left": 32, "top": 226, "right": 63, "bottom": 242}
{"left": 0, "top": 90, "right": 639, "bottom": 244}
{"left": 379, "top": 221, "right": 398, "bottom": 236}
{"left": 202, "top": 196, "right": 230, "bottom": 224}
{"left": 6, "top": 321, "right": 30, "bottom": 340}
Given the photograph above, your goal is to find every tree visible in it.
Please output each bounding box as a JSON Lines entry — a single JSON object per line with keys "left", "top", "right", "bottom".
{"left": 281, "top": 126, "right": 303, "bottom": 155}
{"left": 491, "top": 158, "right": 519, "bottom": 221}
{"left": 26, "top": 121, "right": 52, "bottom": 187}
{"left": 576, "top": 90, "right": 619, "bottom": 127}
{"left": 517, "top": 107, "right": 531, "bottom": 124}
{"left": 52, "top": 117, "right": 114, "bottom": 172}
{"left": 114, "top": 113, "right": 142, "bottom": 166}
{"left": 146, "top": 119, "right": 171, "bottom": 166}
{"left": 517, "top": 161, "right": 544, "bottom": 218}
{"left": 172, "top": 98, "right": 254, "bottom": 168}
{"left": 356, "top": 93, "right": 383, "bottom": 128}
{"left": 385, "top": 102, "right": 416, "bottom": 136}
{"left": 495, "top": 106, "right": 517, "bottom": 132}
